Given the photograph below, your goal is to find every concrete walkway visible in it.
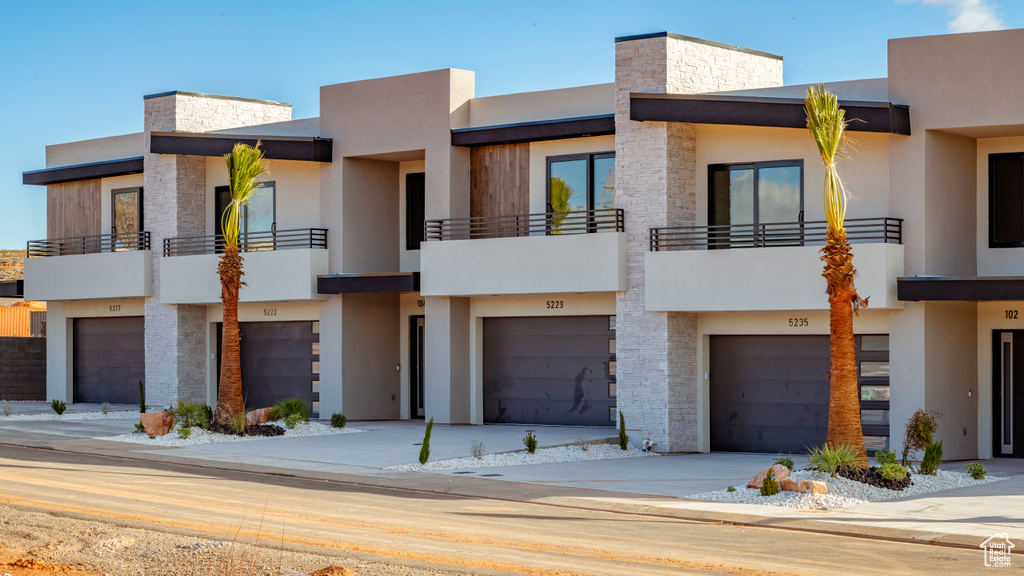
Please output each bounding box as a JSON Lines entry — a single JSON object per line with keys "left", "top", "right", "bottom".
{"left": 0, "top": 403, "right": 1021, "bottom": 552}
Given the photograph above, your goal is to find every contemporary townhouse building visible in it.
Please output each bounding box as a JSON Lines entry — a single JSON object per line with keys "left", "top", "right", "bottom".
{"left": 20, "top": 28, "right": 1024, "bottom": 461}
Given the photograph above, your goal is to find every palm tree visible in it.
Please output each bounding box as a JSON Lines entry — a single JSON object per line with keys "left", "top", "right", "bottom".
{"left": 214, "top": 142, "right": 269, "bottom": 426}
{"left": 805, "top": 85, "right": 869, "bottom": 468}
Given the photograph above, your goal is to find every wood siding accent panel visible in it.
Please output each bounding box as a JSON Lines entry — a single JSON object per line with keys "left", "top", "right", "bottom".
{"left": 470, "top": 143, "right": 530, "bottom": 218}
{"left": 47, "top": 179, "right": 102, "bottom": 239}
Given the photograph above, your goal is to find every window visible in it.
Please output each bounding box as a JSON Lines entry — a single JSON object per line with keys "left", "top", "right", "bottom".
{"left": 406, "top": 172, "right": 425, "bottom": 250}
{"left": 216, "top": 182, "right": 275, "bottom": 251}
{"left": 709, "top": 160, "right": 803, "bottom": 247}
{"left": 547, "top": 152, "right": 615, "bottom": 233}
{"left": 111, "top": 187, "right": 143, "bottom": 251}
{"left": 990, "top": 153, "right": 1024, "bottom": 248}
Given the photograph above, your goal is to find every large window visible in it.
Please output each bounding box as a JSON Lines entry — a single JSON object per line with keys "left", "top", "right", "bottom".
{"left": 709, "top": 160, "right": 802, "bottom": 247}
{"left": 216, "top": 181, "right": 275, "bottom": 250}
{"left": 547, "top": 153, "right": 615, "bottom": 232}
{"left": 990, "top": 153, "right": 1024, "bottom": 248}
{"left": 406, "top": 172, "right": 425, "bottom": 250}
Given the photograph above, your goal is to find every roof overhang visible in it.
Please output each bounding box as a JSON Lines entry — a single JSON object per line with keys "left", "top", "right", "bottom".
{"left": 451, "top": 115, "right": 615, "bottom": 147}
{"left": 0, "top": 280, "right": 25, "bottom": 298}
{"left": 631, "top": 94, "right": 911, "bottom": 135}
{"left": 150, "top": 132, "right": 333, "bottom": 162}
{"left": 23, "top": 157, "right": 144, "bottom": 186}
{"left": 317, "top": 272, "right": 420, "bottom": 294}
{"left": 898, "top": 276, "right": 1024, "bottom": 301}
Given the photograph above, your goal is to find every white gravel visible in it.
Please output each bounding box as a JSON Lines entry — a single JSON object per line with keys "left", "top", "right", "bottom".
{"left": 688, "top": 468, "right": 1007, "bottom": 510}
{"left": 0, "top": 410, "right": 140, "bottom": 421}
{"left": 385, "top": 443, "right": 657, "bottom": 471}
{"left": 97, "top": 420, "right": 366, "bottom": 447}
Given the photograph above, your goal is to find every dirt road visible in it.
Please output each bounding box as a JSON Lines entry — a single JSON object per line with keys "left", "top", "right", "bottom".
{"left": 0, "top": 444, "right": 988, "bottom": 575}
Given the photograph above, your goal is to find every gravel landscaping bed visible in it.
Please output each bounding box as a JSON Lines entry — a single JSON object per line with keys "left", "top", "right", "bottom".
{"left": 97, "top": 421, "right": 366, "bottom": 447}
{"left": 386, "top": 443, "right": 657, "bottom": 471}
{"left": 688, "top": 468, "right": 1007, "bottom": 510}
{"left": 0, "top": 410, "right": 140, "bottom": 421}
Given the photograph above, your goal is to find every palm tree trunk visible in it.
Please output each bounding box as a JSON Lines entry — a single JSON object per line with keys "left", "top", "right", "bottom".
{"left": 822, "top": 231, "right": 869, "bottom": 468}
{"left": 214, "top": 247, "right": 245, "bottom": 425}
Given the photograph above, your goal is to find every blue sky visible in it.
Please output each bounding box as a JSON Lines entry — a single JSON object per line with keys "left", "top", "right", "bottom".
{"left": 2, "top": 0, "right": 1022, "bottom": 247}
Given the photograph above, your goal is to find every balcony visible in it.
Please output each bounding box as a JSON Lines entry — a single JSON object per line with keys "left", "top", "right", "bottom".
{"left": 645, "top": 217, "right": 905, "bottom": 311}
{"left": 160, "top": 228, "right": 329, "bottom": 304}
{"left": 24, "top": 232, "right": 152, "bottom": 301}
{"left": 420, "top": 209, "right": 626, "bottom": 296}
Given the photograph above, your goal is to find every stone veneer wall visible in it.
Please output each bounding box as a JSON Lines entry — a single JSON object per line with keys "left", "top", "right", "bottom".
{"left": 614, "top": 34, "right": 782, "bottom": 451}
{"left": 0, "top": 337, "right": 46, "bottom": 401}
{"left": 143, "top": 92, "right": 291, "bottom": 406}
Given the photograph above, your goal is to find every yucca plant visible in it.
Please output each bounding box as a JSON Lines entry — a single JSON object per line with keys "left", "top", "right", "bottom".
{"left": 214, "top": 142, "right": 269, "bottom": 426}
{"left": 806, "top": 85, "right": 869, "bottom": 468}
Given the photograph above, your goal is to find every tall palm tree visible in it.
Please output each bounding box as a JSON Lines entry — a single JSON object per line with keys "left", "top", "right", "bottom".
{"left": 805, "top": 85, "right": 869, "bottom": 468}
{"left": 214, "top": 142, "right": 269, "bottom": 426}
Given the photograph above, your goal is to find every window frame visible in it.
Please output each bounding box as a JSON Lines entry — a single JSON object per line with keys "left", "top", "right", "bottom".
{"left": 406, "top": 172, "right": 426, "bottom": 251}
{"left": 989, "top": 152, "right": 1024, "bottom": 248}
{"left": 707, "top": 159, "right": 805, "bottom": 228}
{"left": 545, "top": 151, "right": 615, "bottom": 213}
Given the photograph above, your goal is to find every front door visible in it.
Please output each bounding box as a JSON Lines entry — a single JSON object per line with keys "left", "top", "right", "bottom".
{"left": 411, "top": 316, "right": 425, "bottom": 418}
{"left": 995, "top": 331, "right": 1023, "bottom": 457}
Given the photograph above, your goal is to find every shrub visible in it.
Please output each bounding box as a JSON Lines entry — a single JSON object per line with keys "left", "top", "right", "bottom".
{"left": 284, "top": 413, "right": 304, "bottom": 429}
{"left": 760, "top": 468, "right": 780, "bottom": 496}
{"left": 330, "top": 413, "right": 347, "bottom": 428}
{"left": 139, "top": 380, "right": 146, "bottom": 414}
{"left": 134, "top": 421, "right": 145, "bottom": 434}
{"left": 523, "top": 432, "right": 537, "bottom": 454}
{"left": 178, "top": 427, "right": 192, "bottom": 440}
{"left": 471, "top": 440, "right": 485, "bottom": 459}
{"left": 808, "top": 444, "right": 859, "bottom": 477}
{"left": 617, "top": 411, "right": 628, "bottom": 450}
{"left": 874, "top": 449, "right": 897, "bottom": 466}
{"left": 50, "top": 399, "right": 66, "bottom": 416}
{"left": 966, "top": 462, "right": 987, "bottom": 480}
{"left": 270, "top": 397, "right": 310, "bottom": 423}
{"left": 148, "top": 434, "right": 156, "bottom": 440}
{"left": 918, "top": 440, "right": 943, "bottom": 476}
{"left": 419, "top": 418, "right": 433, "bottom": 465}
{"left": 173, "top": 401, "right": 210, "bottom": 429}
{"left": 101, "top": 401, "right": 110, "bottom": 415}
{"left": 229, "top": 412, "right": 247, "bottom": 435}
{"left": 902, "top": 409, "right": 941, "bottom": 465}
{"left": 574, "top": 433, "right": 592, "bottom": 452}
{"left": 774, "top": 454, "right": 794, "bottom": 470}
{"left": 2, "top": 400, "right": 11, "bottom": 417}
{"left": 877, "top": 463, "right": 909, "bottom": 481}
{"left": 726, "top": 486, "right": 736, "bottom": 493}
{"left": 200, "top": 405, "right": 214, "bottom": 428}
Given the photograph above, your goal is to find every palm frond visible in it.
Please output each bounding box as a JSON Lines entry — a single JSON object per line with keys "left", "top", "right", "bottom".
{"left": 221, "top": 142, "right": 270, "bottom": 250}
{"left": 805, "top": 85, "right": 849, "bottom": 237}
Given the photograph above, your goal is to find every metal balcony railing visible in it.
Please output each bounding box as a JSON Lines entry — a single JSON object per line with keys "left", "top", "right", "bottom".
{"left": 650, "top": 217, "right": 903, "bottom": 251}
{"left": 27, "top": 231, "right": 151, "bottom": 257}
{"left": 424, "top": 208, "right": 624, "bottom": 241}
{"left": 163, "top": 228, "right": 328, "bottom": 257}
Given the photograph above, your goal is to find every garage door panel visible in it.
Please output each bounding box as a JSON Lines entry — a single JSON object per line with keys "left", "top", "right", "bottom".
{"left": 220, "top": 321, "right": 318, "bottom": 413}
{"left": 710, "top": 378, "right": 831, "bottom": 405}
{"left": 484, "top": 357, "right": 612, "bottom": 380}
{"left": 710, "top": 357, "right": 829, "bottom": 382}
{"left": 711, "top": 401, "right": 829, "bottom": 428}
{"left": 711, "top": 425, "right": 829, "bottom": 453}
{"left": 73, "top": 317, "right": 145, "bottom": 404}
{"left": 484, "top": 316, "right": 612, "bottom": 336}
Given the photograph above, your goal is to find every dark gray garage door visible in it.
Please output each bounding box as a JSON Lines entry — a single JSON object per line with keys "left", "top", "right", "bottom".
{"left": 73, "top": 317, "right": 145, "bottom": 404}
{"left": 218, "top": 321, "right": 319, "bottom": 414}
{"left": 483, "top": 316, "right": 616, "bottom": 426}
{"left": 710, "top": 335, "right": 830, "bottom": 453}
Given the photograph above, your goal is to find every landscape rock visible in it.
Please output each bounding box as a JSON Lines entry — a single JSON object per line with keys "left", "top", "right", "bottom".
{"left": 311, "top": 566, "right": 357, "bottom": 576}
{"left": 747, "top": 464, "right": 791, "bottom": 489}
{"left": 140, "top": 411, "right": 173, "bottom": 436}
{"left": 779, "top": 479, "right": 829, "bottom": 494}
{"left": 245, "top": 407, "right": 274, "bottom": 425}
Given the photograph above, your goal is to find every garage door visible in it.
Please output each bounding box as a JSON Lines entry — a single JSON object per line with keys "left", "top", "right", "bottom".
{"left": 483, "top": 316, "right": 616, "bottom": 426}
{"left": 73, "top": 317, "right": 145, "bottom": 404}
{"left": 710, "top": 335, "right": 830, "bottom": 453}
{"left": 218, "top": 321, "right": 319, "bottom": 414}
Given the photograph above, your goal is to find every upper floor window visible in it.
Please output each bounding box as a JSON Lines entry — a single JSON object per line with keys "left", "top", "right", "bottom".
{"left": 406, "top": 172, "right": 425, "bottom": 250}
{"left": 990, "top": 153, "right": 1024, "bottom": 248}
{"left": 710, "top": 160, "right": 803, "bottom": 228}
{"left": 216, "top": 181, "right": 276, "bottom": 236}
{"left": 547, "top": 152, "right": 615, "bottom": 214}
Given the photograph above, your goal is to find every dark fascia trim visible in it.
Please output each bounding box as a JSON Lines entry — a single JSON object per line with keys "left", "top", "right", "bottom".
{"left": 897, "top": 276, "right": 1024, "bottom": 301}
{"left": 317, "top": 272, "right": 420, "bottom": 294}
{"left": 150, "top": 132, "right": 332, "bottom": 163}
{"left": 22, "top": 157, "right": 144, "bottom": 186}
{"left": 0, "top": 280, "right": 25, "bottom": 298}
{"left": 451, "top": 114, "right": 615, "bottom": 147}
{"left": 143, "top": 90, "right": 291, "bottom": 107}
{"left": 614, "top": 32, "right": 783, "bottom": 61}
{"left": 631, "top": 93, "right": 911, "bottom": 136}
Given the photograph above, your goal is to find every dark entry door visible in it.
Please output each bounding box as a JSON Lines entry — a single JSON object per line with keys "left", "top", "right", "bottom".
{"left": 410, "top": 316, "right": 425, "bottom": 418}
{"left": 217, "top": 321, "right": 319, "bottom": 414}
{"left": 483, "top": 316, "right": 616, "bottom": 426}
{"left": 995, "top": 331, "right": 1023, "bottom": 457}
{"left": 73, "top": 317, "right": 145, "bottom": 403}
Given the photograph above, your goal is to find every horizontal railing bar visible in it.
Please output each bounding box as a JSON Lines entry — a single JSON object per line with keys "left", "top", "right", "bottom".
{"left": 650, "top": 217, "right": 902, "bottom": 251}
{"left": 26, "top": 231, "right": 150, "bottom": 257}
{"left": 163, "top": 227, "right": 328, "bottom": 256}
{"left": 425, "top": 208, "right": 624, "bottom": 241}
